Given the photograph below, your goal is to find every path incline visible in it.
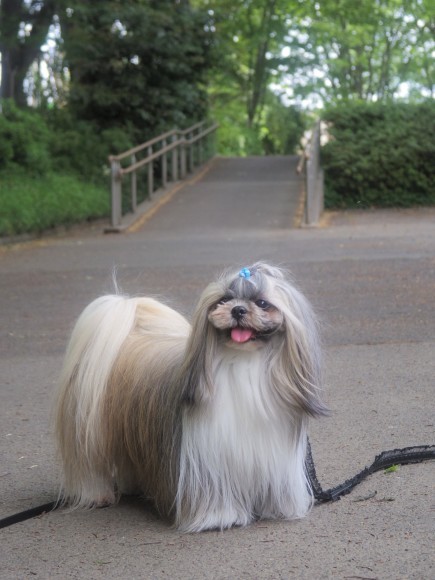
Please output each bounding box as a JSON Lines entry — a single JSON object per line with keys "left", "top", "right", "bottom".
{"left": 139, "top": 155, "right": 304, "bottom": 235}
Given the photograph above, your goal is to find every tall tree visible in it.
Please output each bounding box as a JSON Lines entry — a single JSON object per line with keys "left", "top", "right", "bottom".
{"left": 0, "top": 0, "right": 57, "bottom": 105}
{"left": 282, "top": 0, "right": 435, "bottom": 104}
{"left": 58, "top": 0, "right": 212, "bottom": 136}
{"left": 208, "top": 0, "right": 297, "bottom": 129}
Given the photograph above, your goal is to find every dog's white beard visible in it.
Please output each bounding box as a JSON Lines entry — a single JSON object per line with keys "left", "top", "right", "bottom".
{"left": 176, "top": 347, "right": 312, "bottom": 532}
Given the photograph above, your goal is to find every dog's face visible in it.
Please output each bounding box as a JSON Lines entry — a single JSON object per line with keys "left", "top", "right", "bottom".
{"left": 207, "top": 272, "right": 284, "bottom": 351}
{"left": 182, "top": 263, "right": 327, "bottom": 415}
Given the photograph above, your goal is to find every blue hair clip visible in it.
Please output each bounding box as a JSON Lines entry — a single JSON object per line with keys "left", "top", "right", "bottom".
{"left": 239, "top": 267, "right": 251, "bottom": 279}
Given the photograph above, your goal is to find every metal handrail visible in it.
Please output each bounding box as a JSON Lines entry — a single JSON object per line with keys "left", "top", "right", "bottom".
{"left": 187, "top": 123, "right": 219, "bottom": 145}
{"left": 108, "top": 121, "right": 218, "bottom": 229}
{"left": 179, "top": 121, "right": 205, "bottom": 135}
{"left": 298, "top": 120, "right": 324, "bottom": 226}
{"left": 118, "top": 123, "right": 219, "bottom": 176}
{"left": 120, "top": 139, "right": 180, "bottom": 176}
{"left": 109, "top": 129, "right": 178, "bottom": 162}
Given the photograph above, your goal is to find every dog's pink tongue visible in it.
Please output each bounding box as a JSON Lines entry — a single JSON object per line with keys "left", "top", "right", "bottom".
{"left": 231, "top": 328, "right": 253, "bottom": 343}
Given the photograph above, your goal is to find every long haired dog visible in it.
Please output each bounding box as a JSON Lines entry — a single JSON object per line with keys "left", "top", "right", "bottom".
{"left": 55, "top": 262, "right": 327, "bottom": 532}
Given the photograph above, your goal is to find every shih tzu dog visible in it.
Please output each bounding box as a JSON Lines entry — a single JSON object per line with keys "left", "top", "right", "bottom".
{"left": 55, "top": 262, "right": 327, "bottom": 532}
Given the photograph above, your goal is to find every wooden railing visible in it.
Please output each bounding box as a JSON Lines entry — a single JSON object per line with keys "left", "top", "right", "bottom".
{"left": 297, "top": 120, "right": 324, "bottom": 226}
{"left": 108, "top": 121, "right": 218, "bottom": 228}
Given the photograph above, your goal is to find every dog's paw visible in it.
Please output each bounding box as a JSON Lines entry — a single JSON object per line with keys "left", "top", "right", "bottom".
{"left": 179, "top": 508, "right": 252, "bottom": 532}
{"left": 90, "top": 492, "right": 117, "bottom": 508}
{"left": 71, "top": 489, "right": 116, "bottom": 509}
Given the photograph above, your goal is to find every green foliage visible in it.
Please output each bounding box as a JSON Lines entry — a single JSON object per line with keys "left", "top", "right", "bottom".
{"left": 61, "top": 0, "right": 211, "bottom": 139}
{"left": 0, "top": 101, "right": 113, "bottom": 235}
{"left": 260, "top": 95, "right": 306, "bottom": 155}
{"left": 0, "top": 0, "right": 58, "bottom": 105}
{"left": 206, "top": 0, "right": 434, "bottom": 136}
{"left": 0, "top": 100, "right": 131, "bottom": 183}
{"left": 207, "top": 0, "right": 308, "bottom": 154}
{"left": 301, "top": 1, "right": 413, "bottom": 101}
{"left": 208, "top": 0, "right": 296, "bottom": 128}
{"left": 278, "top": 0, "right": 435, "bottom": 104}
{"left": 44, "top": 108, "right": 134, "bottom": 184}
{"left": 212, "top": 97, "right": 263, "bottom": 156}
{"left": 322, "top": 101, "right": 435, "bottom": 208}
{"left": 212, "top": 86, "right": 306, "bottom": 156}
{"left": 0, "top": 100, "right": 52, "bottom": 174}
{"left": 384, "top": 465, "right": 399, "bottom": 474}
{"left": 0, "top": 170, "right": 109, "bottom": 236}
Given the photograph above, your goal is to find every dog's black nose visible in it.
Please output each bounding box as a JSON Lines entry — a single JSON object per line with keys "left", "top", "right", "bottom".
{"left": 232, "top": 305, "right": 247, "bottom": 320}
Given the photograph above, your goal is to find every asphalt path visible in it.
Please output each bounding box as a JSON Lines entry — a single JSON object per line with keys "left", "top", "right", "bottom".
{"left": 1, "top": 156, "right": 434, "bottom": 579}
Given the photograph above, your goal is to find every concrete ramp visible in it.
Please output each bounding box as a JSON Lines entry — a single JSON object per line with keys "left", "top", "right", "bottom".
{"left": 140, "top": 155, "right": 304, "bottom": 234}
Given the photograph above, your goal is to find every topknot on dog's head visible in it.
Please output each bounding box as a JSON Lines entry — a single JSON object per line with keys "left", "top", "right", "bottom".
{"left": 226, "top": 265, "right": 262, "bottom": 300}
{"left": 219, "top": 262, "right": 288, "bottom": 300}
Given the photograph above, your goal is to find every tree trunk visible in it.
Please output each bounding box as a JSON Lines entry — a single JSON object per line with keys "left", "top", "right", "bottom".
{"left": 0, "top": 0, "right": 57, "bottom": 105}
{"left": 246, "top": 0, "right": 277, "bottom": 129}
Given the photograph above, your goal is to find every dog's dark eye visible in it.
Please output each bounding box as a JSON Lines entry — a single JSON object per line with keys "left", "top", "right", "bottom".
{"left": 217, "top": 297, "right": 231, "bottom": 305}
{"left": 255, "top": 299, "right": 271, "bottom": 310}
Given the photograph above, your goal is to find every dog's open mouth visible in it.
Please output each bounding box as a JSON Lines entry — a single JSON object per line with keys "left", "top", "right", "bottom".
{"left": 230, "top": 327, "right": 257, "bottom": 343}
{"left": 228, "top": 326, "right": 279, "bottom": 343}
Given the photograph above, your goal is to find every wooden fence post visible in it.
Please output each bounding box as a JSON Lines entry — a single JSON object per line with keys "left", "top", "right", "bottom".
{"left": 198, "top": 133, "right": 203, "bottom": 166}
{"left": 305, "top": 120, "right": 324, "bottom": 225}
{"left": 189, "top": 132, "right": 194, "bottom": 173}
{"left": 180, "top": 137, "right": 186, "bottom": 178}
{"left": 147, "top": 146, "right": 153, "bottom": 197}
{"left": 131, "top": 154, "right": 137, "bottom": 212}
{"left": 172, "top": 134, "right": 178, "bottom": 181}
{"left": 162, "top": 139, "right": 167, "bottom": 188}
{"left": 110, "top": 158, "right": 122, "bottom": 227}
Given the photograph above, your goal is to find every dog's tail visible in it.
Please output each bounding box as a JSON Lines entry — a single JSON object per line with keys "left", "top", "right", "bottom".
{"left": 55, "top": 294, "right": 138, "bottom": 508}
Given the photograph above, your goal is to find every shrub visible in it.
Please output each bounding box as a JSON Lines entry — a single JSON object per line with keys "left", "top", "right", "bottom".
{"left": 0, "top": 103, "right": 131, "bottom": 236}
{"left": 45, "top": 109, "right": 134, "bottom": 185}
{"left": 0, "top": 100, "right": 52, "bottom": 174}
{"left": 0, "top": 170, "right": 110, "bottom": 236}
{"left": 321, "top": 101, "right": 435, "bottom": 208}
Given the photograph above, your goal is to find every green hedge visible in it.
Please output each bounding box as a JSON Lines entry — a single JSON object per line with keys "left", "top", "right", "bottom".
{"left": 0, "top": 101, "right": 52, "bottom": 175}
{"left": 0, "top": 101, "right": 133, "bottom": 183}
{"left": 0, "top": 101, "right": 130, "bottom": 236}
{"left": 0, "top": 171, "right": 110, "bottom": 236}
{"left": 321, "top": 101, "right": 435, "bottom": 208}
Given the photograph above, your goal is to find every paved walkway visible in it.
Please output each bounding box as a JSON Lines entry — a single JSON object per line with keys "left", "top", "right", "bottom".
{"left": 1, "top": 156, "right": 434, "bottom": 579}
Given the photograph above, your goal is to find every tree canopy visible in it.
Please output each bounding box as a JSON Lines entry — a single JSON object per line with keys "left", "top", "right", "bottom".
{"left": 1, "top": 0, "right": 211, "bottom": 139}
{"left": 0, "top": 0, "right": 433, "bottom": 154}
{"left": 59, "top": 0, "right": 211, "bottom": 138}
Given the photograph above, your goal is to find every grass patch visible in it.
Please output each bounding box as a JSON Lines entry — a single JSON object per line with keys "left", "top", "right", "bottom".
{"left": 0, "top": 170, "right": 110, "bottom": 237}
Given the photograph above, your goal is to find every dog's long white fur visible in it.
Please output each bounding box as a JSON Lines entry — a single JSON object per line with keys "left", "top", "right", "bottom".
{"left": 177, "top": 350, "right": 311, "bottom": 531}
{"left": 55, "top": 263, "right": 326, "bottom": 531}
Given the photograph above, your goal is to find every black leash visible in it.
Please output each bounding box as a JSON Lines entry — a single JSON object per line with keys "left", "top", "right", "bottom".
{"left": 1, "top": 444, "right": 434, "bottom": 529}
{"left": 0, "top": 501, "right": 59, "bottom": 530}
{"left": 306, "top": 440, "right": 435, "bottom": 503}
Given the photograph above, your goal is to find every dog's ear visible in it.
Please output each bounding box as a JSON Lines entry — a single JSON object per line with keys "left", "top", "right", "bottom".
{"left": 178, "top": 283, "right": 221, "bottom": 405}
{"left": 269, "top": 278, "right": 329, "bottom": 418}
